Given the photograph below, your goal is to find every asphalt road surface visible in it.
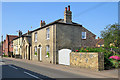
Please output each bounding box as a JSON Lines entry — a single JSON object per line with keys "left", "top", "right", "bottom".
{"left": 0, "top": 58, "right": 89, "bottom": 80}
{"left": 0, "top": 58, "right": 118, "bottom": 80}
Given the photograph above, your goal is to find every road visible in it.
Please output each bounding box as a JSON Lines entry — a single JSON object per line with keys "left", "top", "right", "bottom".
{"left": 0, "top": 58, "right": 89, "bottom": 80}
{"left": 0, "top": 58, "right": 119, "bottom": 80}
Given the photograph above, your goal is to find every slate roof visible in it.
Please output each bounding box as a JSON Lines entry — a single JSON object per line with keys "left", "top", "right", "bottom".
{"left": 31, "top": 19, "right": 96, "bottom": 36}
{"left": 13, "top": 18, "right": 96, "bottom": 41}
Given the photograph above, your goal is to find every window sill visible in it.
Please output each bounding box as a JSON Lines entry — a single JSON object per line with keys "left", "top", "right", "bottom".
{"left": 82, "top": 38, "right": 86, "bottom": 40}
{"left": 46, "top": 38, "right": 50, "bottom": 40}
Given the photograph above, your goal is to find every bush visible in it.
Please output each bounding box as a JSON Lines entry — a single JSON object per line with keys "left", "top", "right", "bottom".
{"left": 109, "top": 59, "right": 120, "bottom": 68}
{"left": 34, "top": 52, "right": 37, "bottom": 56}
{"left": 3, "top": 55, "right": 8, "bottom": 57}
{"left": 76, "top": 47, "right": 104, "bottom": 52}
{"left": 103, "top": 50, "right": 113, "bottom": 69}
{"left": 47, "top": 52, "right": 50, "bottom": 57}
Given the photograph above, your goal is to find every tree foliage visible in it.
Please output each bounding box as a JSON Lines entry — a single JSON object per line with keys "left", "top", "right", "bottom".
{"left": 101, "top": 24, "right": 120, "bottom": 48}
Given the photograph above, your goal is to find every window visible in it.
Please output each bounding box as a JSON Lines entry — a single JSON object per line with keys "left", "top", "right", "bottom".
{"left": 82, "top": 32, "right": 86, "bottom": 39}
{"left": 34, "top": 46, "right": 37, "bottom": 55}
{"left": 46, "top": 28, "right": 50, "bottom": 39}
{"left": 46, "top": 45, "right": 50, "bottom": 54}
{"left": 35, "top": 32, "right": 37, "bottom": 42}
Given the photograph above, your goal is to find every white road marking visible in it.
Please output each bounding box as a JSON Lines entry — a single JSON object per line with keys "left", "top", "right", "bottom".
{"left": 8, "top": 65, "right": 18, "bottom": 69}
{"left": 0, "top": 62, "right": 5, "bottom": 65}
{"left": 24, "top": 71, "right": 41, "bottom": 79}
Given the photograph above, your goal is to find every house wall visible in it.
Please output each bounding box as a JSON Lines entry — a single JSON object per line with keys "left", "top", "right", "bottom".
{"left": 70, "top": 52, "right": 104, "bottom": 71}
{"left": 5, "top": 36, "right": 8, "bottom": 56}
{"left": 32, "top": 24, "right": 56, "bottom": 64}
{"left": 13, "top": 39, "right": 18, "bottom": 55}
{"left": 22, "top": 37, "right": 31, "bottom": 60}
{"left": 56, "top": 23, "right": 96, "bottom": 63}
{"left": 13, "top": 37, "right": 22, "bottom": 58}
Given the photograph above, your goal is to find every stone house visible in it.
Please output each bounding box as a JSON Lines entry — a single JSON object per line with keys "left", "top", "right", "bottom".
{"left": 2, "top": 34, "right": 18, "bottom": 57}
{"left": 31, "top": 5, "right": 96, "bottom": 64}
{"left": 13, "top": 30, "right": 32, "bottom": 59}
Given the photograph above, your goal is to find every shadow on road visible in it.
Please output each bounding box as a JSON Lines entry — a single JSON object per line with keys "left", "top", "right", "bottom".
{"left": 1, "top": 64, "right": 119, "bottom": 80}
{"left": 2, "top": 64, "right": 55, "bottom": 80}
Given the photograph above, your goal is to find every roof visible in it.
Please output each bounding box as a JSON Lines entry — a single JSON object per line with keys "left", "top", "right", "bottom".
{"left": 7, "top": 35, "right": 18, "bottom": 43}
{"left": 13, "top": 34, "right": 31, "bottom": 41}
{"left": 31, "top": 19, "right": 82, "bottom": 32}
{"left": 96, "top": 38, "right": 104, "bottom": 45}
{"left": 30, "top": 19, "right": 96, "bottom": 36}
{"left": 13, "top": 18, "right": 96, "bottom": 41}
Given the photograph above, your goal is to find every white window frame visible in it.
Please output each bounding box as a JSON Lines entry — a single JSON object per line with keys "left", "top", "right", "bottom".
{"left": 82, "top": 32, "right": 86, "bottom": 39}
{"left": 46, "top": 45, "right": 50, "bottom": 54}
{"left": 46, "top": 28, "right": 50, "bottom": 40}
{"left": 34, "top": 46, "right": 37, "bottom": 54}
{"left": 35, "top": 32, "right": 37, "bottom": 42}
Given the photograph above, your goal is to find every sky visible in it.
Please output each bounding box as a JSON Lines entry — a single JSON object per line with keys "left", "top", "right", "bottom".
{"left": 2, "top": 2, "right": 118, "bottom": 40}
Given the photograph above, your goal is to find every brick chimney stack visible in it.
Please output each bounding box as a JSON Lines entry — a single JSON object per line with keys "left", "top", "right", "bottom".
{"left": 40, "top": 20, "right": 46, "bottom": 27}
{"left": 18, "top": 30, "right": 22, "bottom": 37}
{"left": 64, "top": 5, "right": 72, "bottom": 24}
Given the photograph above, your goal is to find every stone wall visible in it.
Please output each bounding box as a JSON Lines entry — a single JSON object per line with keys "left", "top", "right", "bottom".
{"left": 70, "top": 52, "right": 104, "bottom": 71}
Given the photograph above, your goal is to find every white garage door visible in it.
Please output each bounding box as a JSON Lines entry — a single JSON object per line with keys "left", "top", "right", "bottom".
{"left": 58, "top": 49, "right": 72, "bottom": 65}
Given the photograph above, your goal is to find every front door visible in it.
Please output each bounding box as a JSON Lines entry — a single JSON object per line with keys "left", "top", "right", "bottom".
{"left": 39, "top": 47, "right": 42, "bottom": 61}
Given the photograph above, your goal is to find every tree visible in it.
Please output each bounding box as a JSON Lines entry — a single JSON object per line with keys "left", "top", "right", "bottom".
{"left": 101, "top": 24, "right": 120, "bottom": 48}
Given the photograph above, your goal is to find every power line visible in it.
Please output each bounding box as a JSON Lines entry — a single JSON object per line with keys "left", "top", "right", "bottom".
{"left": 73, "top": 2, "right": 108, "bottom": 19}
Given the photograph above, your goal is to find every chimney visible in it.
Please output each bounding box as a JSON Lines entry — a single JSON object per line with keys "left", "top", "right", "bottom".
{"left": 40, "top": 20, "right": 46, "bottom": 27}
{"left": 18, "top": 30, "right": 22, "bottom": 37}
{"left": 64, "top": 5, "right": 72, "bottom": 24}
{"left": 98, "top": 37, "right": 100, "bottom": 39}
{"left": 68, "top": 5, "right": 70, "bottom": 11}
{"left": 43, "top": 21, "right": 46, "bottom": 25}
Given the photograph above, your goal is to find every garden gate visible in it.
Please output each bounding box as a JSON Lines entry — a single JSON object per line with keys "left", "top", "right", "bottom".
{"left": 58, "top": 49, "right": 72, "bottom": 65}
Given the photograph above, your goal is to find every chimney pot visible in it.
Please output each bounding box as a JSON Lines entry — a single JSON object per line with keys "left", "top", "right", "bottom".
{"left": 40, "top": 20, "right": 46, "bottom": 27}
{"left": 64, "top": 5, "right": 72, "bottom": 24}
{"left": 41, "top": 20, "right": 42, "bottom": 23}
{"left": 65, "top": 7, "right": 67, "bottom": 11}
{"left": 98, "top": 37, "right": 100, "bottom": 39}
{"left": 68, "top": 5, "right": 70, "bottom": 11}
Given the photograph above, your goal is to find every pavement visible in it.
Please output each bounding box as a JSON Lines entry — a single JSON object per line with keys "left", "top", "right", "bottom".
{"left": 0, "top": 57, "right": 119, "bottom": 80}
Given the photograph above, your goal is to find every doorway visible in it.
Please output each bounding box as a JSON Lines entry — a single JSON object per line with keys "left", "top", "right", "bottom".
{"left": 38, "top": 45, "right": 42, "bottom": 61}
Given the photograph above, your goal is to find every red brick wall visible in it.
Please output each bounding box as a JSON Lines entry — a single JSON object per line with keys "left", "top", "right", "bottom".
{"left": 5, "top": 35, "right": 8, "bottom": 56}
{"left": 9, "top": 42, "right": 13, "bottom": 52}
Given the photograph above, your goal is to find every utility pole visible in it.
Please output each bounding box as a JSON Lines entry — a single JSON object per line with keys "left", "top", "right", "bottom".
{"left": 1, "top": 35, "right": 3, "bottom": 56}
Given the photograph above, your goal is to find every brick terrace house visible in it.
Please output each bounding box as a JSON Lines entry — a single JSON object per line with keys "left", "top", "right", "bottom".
{"left": 3, "top": 34, "right": 18, "bottom": 57}
{"left": 31, "top": 5, "right": 96, "bottom": 64}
